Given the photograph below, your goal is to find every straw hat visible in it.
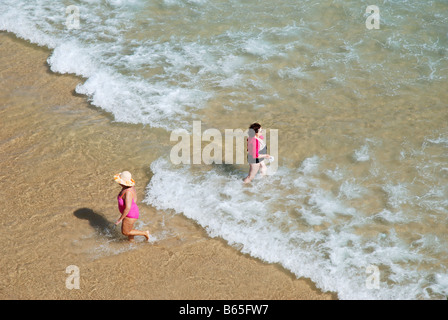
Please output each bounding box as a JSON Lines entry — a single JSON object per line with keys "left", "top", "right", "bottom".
{"left": 113, "top": 171, "right": 135, "bottom": 187}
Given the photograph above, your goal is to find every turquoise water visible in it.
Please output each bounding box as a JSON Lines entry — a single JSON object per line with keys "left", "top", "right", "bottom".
{"left": 1, "top": 0, "right": 448, "bottom": 299}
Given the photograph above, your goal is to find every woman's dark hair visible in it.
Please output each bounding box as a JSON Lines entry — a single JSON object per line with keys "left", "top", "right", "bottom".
{"left": 248, "top": 123, "right": 261, "bottom": 137}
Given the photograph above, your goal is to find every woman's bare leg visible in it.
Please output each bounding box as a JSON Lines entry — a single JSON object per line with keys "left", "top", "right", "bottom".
{"left": 243, "top": 163, "right": 260, "bottom": 183}
{"left": 122, "top": 218, "right": 150, "bottom": 241}
{"left": 259, "top": 161, "right": 267, "bottom": 176}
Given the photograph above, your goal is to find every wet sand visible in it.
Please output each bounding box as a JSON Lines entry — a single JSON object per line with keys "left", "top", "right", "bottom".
{"left": 0, "top": 31, "right": 335, "bottom": 300}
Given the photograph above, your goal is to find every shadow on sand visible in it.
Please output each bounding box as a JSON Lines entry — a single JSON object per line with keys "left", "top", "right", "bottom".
{"left": 73, "top": 208, "right": 122, "bottom": 239}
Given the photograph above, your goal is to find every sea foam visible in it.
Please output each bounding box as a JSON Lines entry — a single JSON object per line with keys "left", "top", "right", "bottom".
{"left": 144, "top": 131, "right": 448, "bottom": 299}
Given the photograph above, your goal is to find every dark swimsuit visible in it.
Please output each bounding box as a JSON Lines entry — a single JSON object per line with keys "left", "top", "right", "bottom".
{"left": 248, "top": 144, "right": 267, "bottom": 164}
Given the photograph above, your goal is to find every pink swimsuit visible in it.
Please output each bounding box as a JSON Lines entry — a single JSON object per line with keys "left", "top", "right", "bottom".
{"left": 247, "top": 135, "right": 266, "bottom": 164}
{"left": 117, "top": 192, "right": 140, "bottom": 219}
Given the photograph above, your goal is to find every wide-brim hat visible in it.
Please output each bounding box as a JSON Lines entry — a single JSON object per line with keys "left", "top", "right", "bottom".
{"left": 113, "top": 171, "right": 135, "bottom": 187}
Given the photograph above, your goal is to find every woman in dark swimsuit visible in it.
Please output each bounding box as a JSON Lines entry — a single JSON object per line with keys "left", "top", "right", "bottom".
{"left": 243, "top": 123, "right": 270, "bottom": 183}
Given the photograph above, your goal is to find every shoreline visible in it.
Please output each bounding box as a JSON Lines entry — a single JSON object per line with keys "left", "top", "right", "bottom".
{"left": 0, "top": 31, "right": 336, "bottom": 300}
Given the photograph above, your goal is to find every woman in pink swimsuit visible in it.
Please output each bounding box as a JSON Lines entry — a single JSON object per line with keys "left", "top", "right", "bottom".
{"left": 114, "top": 171, "right": 150, "bottom": 242}
{"left": 243, "top": 123, "right": 270, "bottom": 184}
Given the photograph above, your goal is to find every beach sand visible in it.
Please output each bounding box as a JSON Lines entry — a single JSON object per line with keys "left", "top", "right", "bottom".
{"left": 0, "top": 31, "right": 335, "bottom": 300}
